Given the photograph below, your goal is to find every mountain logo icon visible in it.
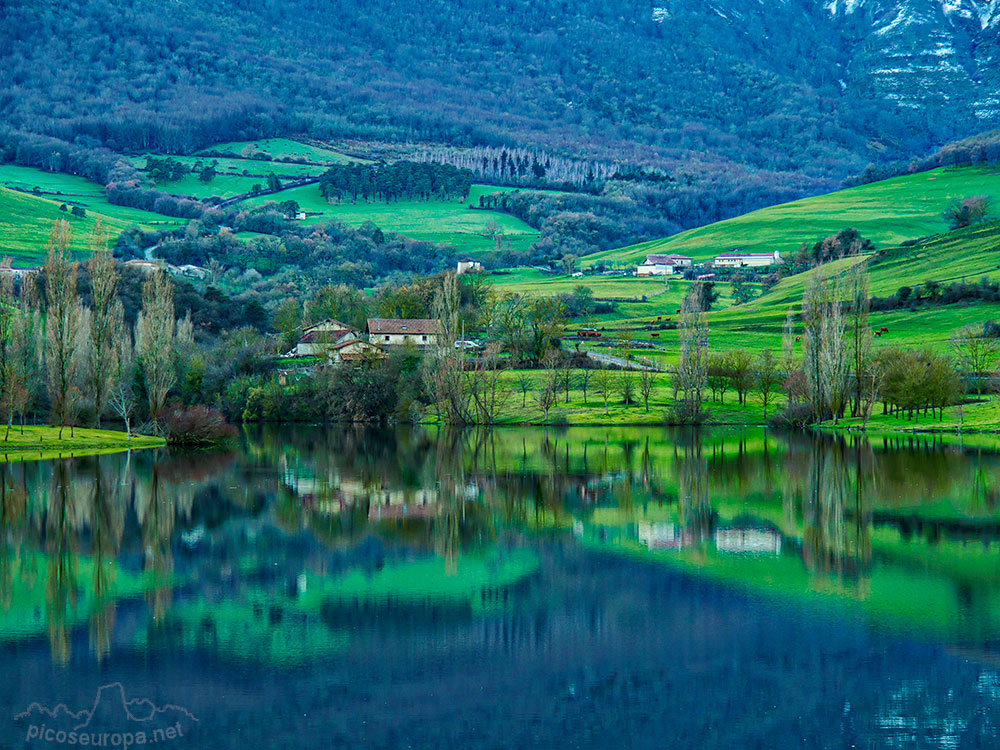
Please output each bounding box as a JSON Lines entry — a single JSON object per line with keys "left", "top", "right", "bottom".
{"left": 14, "top": 683, "right": 198, "bottom": 746}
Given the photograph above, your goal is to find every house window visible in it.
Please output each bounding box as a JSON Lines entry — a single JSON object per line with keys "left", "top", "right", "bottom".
{"left": 384, "top": 335, "right": 390, "bottom": 342}
{"left": 421, "top": 335, "right": 427, "bottom": 342}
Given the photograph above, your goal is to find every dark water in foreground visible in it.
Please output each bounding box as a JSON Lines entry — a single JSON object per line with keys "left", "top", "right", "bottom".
{"left": 3, "top": 426, "right": 1000, "bottom": 749}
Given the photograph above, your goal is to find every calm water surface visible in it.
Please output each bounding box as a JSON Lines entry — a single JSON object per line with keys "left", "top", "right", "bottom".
{"left": 3, "top": 426, "right": 1000, "bottom": 749}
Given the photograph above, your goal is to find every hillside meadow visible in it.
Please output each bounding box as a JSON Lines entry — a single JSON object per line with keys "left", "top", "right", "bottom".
{"left": 583, "top": 166, "right": 1000, "bottom": 267}
{"left": 245, "top": 182, "right": 539, "bottom": 256}
{"left": 0, "top": 185, "right": 175, "bottom": 263}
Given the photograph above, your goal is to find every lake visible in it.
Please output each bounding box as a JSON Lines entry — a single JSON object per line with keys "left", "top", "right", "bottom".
{"left": 3, "top": 425, "right": 1000, "bottom": 748}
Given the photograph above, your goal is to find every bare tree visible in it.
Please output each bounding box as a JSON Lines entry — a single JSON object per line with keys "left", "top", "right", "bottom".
{"left": 781, "top": 307, "right": 797, "bottom": 373}
{"left": 466, "top": 343, "right": 511, "bottom": 425}
{"left": 952, "top": 325, "right": 999, "bottom": 397}
{"left": 424, "top": 272, "right": 472, "bottom": 423}
{"left": 578, "top": 367, "right": 592, "bottom": 404}
{"left": 676, "top": 283, "right": 709, "bottom": 420}
{"left": 44, "top": 221, "right": 85, "bottom": 438}
{"left": 85, "top": 222, "right": 121, "bottom": 425}
{"left": 9, "top": 281, "right": 40, "bottom": 435}
{"left": 846, "top": 265, "right": 871, "bottom": 417}
{"left": 756, "top": 349, "right": 780, "bottom": 418}
{"left": 801, "top": 272, "right": 827, "bottom": 414}
{"left": 515, "top": 371, "right": 533, "bottom": 407}
{"left": 618, "top": 323, "right": 635, "bottom": 406}
{"left": 109, "top": 314, "right": 136, "bottom": 440}
{"left": 593, "top": 365, "right": 615, "bottom": 415}
{"left": 638, "top": 367, "right": 657, "bottom": 412}
{"left": 536, "top": 353, "right": 560, "bottom": 421}
{"left": 819, "top": 291, "right": 849, "bottom": 422}
{"left": 135, "top": 270, "right": 177, "bottom": 426}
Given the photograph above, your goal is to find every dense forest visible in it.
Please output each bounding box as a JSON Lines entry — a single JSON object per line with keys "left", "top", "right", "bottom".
{"left": 318, "top": 162, "right": 473, "bottom": 203}
{"left": 2, "top": 0, "right": 997, "bottom": 244}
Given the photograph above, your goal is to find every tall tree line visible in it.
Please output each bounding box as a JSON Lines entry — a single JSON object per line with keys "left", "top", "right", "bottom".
{"left": 2, "top": 219, "right": 189, "bottom": 437}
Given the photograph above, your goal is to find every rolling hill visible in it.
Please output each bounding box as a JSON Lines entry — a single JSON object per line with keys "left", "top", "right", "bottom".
{"left": 583, "top": 166, "right": 1000, "bottom": 268}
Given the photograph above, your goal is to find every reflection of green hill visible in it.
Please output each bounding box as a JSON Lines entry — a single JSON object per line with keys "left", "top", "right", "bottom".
{"left": 137, "top": 599, "right": 349, "bottom": 667}
{"left": 313, "top": 549, "right": 539, "bottom": 611}
{"left": 580, "top": 517, "right": 1000, "bottom": 642}
{"left": 0, "top": 553, "right": 155, "bottom": 640}
{"left": 133, "top": 549, "right": 539, "bottom": 667}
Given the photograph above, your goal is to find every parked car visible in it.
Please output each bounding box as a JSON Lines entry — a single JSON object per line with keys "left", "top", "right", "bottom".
{"left": 454, "top": 340, "right": 481, "bottom": 350}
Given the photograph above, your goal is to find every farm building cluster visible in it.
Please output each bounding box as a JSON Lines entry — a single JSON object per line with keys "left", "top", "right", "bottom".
{"left": 288, "top": 318, "right": 442, "bottom": 364}
{"left": 634, "top": 250, "right": 781, "bottom": 275}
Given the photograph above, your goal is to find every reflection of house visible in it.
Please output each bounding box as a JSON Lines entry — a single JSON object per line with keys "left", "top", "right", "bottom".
{"left": 637, "top": 521, "right": 682, "bottom": 549}
{"left": 713, "top": 250, "right": 781, "bottom": 268}
{"left": 294, "top": 319, "right": 355, "bottom": 357}
{"left": 368, "top": 488, "right": 439, "bottom": 520}
{"left": 329, "top": 338, "right": 385, "bottom": 364}
{"left": 714, "top": 527, "right": 782, "bottom": 555}
{"left": 457, "top": 258, "right": 483, "bottom": 274}
{"left": 367, "top": 318, "right": 441, "bottom": 348}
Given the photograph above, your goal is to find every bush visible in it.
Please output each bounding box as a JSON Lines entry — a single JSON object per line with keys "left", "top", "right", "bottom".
{"left": 161, "top": 405, "right": 238, "bottom": 445}
{"left": 769, "top": 403, "right": 817, "bottom": 428}
{"left": 665, "top": 401, "right": 707, "bottom": 425}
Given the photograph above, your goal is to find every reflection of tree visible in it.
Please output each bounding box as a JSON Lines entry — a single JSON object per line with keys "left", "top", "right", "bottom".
{"left": 87, "top": 457, "right": 126, "bottom": 662}
{"left": 801, "top": 436, "right": 872, "bottom": 592}
{"left": 676, "top": 432, "right": 714, "bottom": 549}
{"left": 45, "top": 459, "right": 79, "bottom": 664}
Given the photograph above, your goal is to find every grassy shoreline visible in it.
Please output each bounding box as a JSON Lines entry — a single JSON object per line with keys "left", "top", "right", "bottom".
{"left": 0, "top": 426, "right": 164, "bottom": 462}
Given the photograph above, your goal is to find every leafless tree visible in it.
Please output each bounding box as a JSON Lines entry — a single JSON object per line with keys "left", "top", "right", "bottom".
{"left": 578, "top": 367, "right": 592, "bottom": 404}
{"left": 466, "top": 343, "right": 511, "bottom": 425}
{"left": 781, "top": 307, "right": 797, "bottom": 373}
{"left": 43, "top": 221, "right": 85, "bottom": 438}
{"left": 515, "top": 371, "right": 533, "bottom": 407}
{"left": 846, "top": 265, "right": 871, "bottom": 417}
{"left": 85, "top": 222, "right": 121, "bottom": 424}
{"left": 535, "top": 357, "right": 559, "bottom": 421}
{"left": 756, "top": 349, "right": 780, "bottom": 418}
{"left": 819, "top": 291, "right": 849, "bottom": 422}
{"left": 135, "top": 270, "right": 177, "bottom": 426}
{"left": 801, "top": 272, "right": 827, "bottom": 413}
{"left": 677, "top": 283, "right": 709, "bottom": 420}
{"left": 593, "top": 365, "right": 615, "bottom": 415}
{"left": 638, "top": 367, "right": 657, "bottom": 412}
{"left": 952, "top": 325, "right": 999, "bottom": 397}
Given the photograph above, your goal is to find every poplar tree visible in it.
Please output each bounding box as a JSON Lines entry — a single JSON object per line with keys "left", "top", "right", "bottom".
{"left": 135, "top": 270, "right": 176, "bottom": 426}
{"left": 44, "top": 220, "right": 85, "bottom": 438}
{"left": 86, "top": 221, "right": 121, "bottom": 425}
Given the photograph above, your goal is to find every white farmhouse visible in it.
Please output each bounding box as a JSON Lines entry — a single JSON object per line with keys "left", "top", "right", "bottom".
{"left": 367, "top": 318, "right": 441, "bottom": 348}
{"left": 294, "top": 319, "right": 356, "bottom": 357}
{"left": 457, "top": 258, "right": 483, "bottom": 274}
{"left": 712, "top": 250, "right": 781, "bottom": 268}
{"left": 636, "top": 253, "right": 693, "bottom": 276}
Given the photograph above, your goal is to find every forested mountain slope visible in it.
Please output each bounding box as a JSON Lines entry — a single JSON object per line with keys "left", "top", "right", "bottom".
{"left": 3, "top": 1, "right": 998, "bottom": 181}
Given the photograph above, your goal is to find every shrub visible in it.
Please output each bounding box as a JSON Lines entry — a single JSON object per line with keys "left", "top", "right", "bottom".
{"left": 161, "top": 405, "right": 238, "bottom": 445}
{"left": 769, "top": 403, "right": 817, "bottom": 428}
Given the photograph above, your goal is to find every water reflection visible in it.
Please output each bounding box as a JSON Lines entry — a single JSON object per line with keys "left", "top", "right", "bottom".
{"left": 3, "top": 426, "right": 1000, "bottom": 747}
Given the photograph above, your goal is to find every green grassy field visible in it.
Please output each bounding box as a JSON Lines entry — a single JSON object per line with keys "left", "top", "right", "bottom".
{"left": 130, "top": 154, "right": 327, "bottom": 200}
{"left": 0, "top": 165, "right": 183, "bottom": 236}
{"left": 197, "top": 137, "right": 360, "bottom": 164}
{"left": 0, "top": 426, "right": 164, "bottom": 462}
{"left": 245, "top": 182, "right": 539, "bottom": 255}
{"left": 584, "top": 166, "right": 1000, "bottom": 267}
{"left": 0, "top": 186, "right": 176, "bottom": 264}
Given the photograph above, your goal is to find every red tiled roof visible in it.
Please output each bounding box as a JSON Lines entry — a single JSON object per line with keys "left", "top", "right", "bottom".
{"left": 330, "top": 338, "right": 382, "bottom": 351}
{"left": 366, "top": 318, "right": 441, "bottom": 335}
